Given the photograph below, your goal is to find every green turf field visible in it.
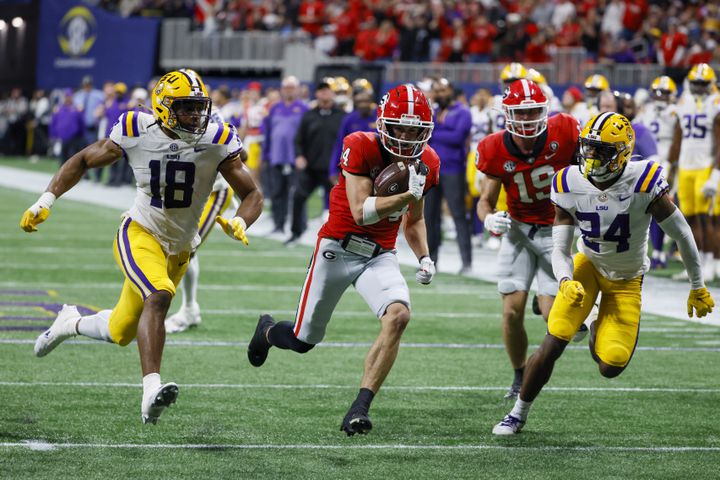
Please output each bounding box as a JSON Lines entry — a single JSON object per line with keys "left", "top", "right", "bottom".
{"left": 1, "top": 186, "right": 719, "bottom": 479}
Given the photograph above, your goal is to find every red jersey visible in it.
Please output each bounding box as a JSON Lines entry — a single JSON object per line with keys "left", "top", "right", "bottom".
{"left": 319, "top": 131, "right": 441, "bottom": 249}
{"left": 476, "top": 113, "right": 580, "bottom": 225}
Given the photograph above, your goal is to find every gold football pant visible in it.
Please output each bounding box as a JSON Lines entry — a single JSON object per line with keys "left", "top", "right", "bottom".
{"left": 108, "top": 217, "right": 189, "bottom": 345}
{"left": 548, "top": 253, "right": 642, "bottom": 367}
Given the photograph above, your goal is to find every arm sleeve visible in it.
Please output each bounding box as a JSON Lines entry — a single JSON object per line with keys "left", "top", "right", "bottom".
{"left": 551, "top": 224, "right": 575, "bottom": 284}
{"left": 658, "top": 208, "right": 704, "bottom": 290}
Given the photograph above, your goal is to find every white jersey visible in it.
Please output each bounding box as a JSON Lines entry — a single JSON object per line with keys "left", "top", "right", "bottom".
{"left": 490, "top": 95, "right": 506, "bottom": 133}
{"left": 634, "top": 101, "right": 677, "bottom": 168}
{"left": 675, "top": 93, "right": 720, "bottom": 170}
{"left": 570, "top": 101, "right": 599, "bottom": 130}
{"left": 551, "top": 161, "right": 669, "bottom": 280}
{"left": 469, "top": 104, "right": 493, "bottom": 152}
{"left": 109, "top": 111, "right": 243, "bottom": 254}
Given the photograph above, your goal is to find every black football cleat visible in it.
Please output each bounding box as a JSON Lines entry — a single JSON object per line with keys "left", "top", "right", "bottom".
{"left": 247, "top": 314, "right": 275, "bottom": 367}
{"left": 340, "top": 409, "right": 373, "bottom": 436}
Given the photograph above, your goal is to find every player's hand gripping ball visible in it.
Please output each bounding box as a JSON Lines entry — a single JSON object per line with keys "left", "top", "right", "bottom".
{"left": 374, "top": 161, "right": 428, "bottom": 197}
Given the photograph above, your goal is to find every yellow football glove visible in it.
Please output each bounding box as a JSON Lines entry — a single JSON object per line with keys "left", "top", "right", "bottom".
{"left": 559, "top": 279, "right": 585, "bottom": 307}
{"left": 20, "top": 193, "right": 56, "bottom": 232}
{"left": 687, "top": 287, "right": 714, "bottom": 318}
{"left": 216, "top": 215, "right": 249, "bottom": 245}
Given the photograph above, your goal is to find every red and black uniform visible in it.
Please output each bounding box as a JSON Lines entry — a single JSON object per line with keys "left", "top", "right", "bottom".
{"left": 476, "top": 113, "right": 580, "bottom": 225}
{"left": 320, "top": 131, "right": 440, "bottom": 249}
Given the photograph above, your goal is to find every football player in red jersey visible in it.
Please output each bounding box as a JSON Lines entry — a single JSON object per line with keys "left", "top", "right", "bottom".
{"left": 476, "top": 79, "right": 581, "bottom": 400}
{"left": 247, "top": 85, "right": 441, "bottom": 436}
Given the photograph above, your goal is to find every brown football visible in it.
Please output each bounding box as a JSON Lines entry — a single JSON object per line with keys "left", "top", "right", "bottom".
{"left": 374, "top": 162, "right": 409, "bottom": 196}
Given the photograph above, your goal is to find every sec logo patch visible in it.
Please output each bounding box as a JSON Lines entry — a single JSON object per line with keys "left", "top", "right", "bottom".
{"left": 503, "top": 161, "right": 516, "bottom": 172}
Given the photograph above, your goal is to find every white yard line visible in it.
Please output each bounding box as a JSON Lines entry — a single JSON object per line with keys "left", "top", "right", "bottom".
{"left": 0, "top": 380, "right": 718, "bottom": 394}
{"left": 2, "top": 441, "right": 719, "bottom": 452}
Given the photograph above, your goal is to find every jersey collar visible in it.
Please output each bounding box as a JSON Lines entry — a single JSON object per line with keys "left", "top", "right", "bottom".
{"left": 502, "top": 129, "right": 548, "bottom": 162}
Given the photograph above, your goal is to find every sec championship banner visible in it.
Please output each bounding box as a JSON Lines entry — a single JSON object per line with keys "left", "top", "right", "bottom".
{"left": 36, "top": 0, "right": 159, "bottom": 89}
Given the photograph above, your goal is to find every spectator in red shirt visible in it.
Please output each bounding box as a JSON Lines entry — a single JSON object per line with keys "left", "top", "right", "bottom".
{"left": 658, "top": 20, "right": 688, "bottom": 67}
{"left": 622, "top": 0, "right": 648, "bottom": 40}
{"left": 525, "top": 31, "right": 551, "bottom": 63}
{"left": 299, "top": 0, "right": 325, "bottom": 37}
{"left": 374, "top": 19, "right": 399, "bottom": 61}
{"left": 354, "top": 17, "right": 379, "bottom": 61}
{"left": 466, "top": 15, "right": 497, "bottom": 63}
{"left": 555, "top": 17, "right": 581, "bottom": 47}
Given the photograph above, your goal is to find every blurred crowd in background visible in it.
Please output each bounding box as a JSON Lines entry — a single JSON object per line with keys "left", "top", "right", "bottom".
{"left": 0, "top": 60, "right": 696, "bottom": 267}
{"left": 89, "top": 0, "right": 720, "bottom": 65}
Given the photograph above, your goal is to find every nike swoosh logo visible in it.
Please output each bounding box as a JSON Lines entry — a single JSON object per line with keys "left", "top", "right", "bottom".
{"left": 194, "top": 147, "right": 207, "bottom": 152}
{"left": 544, "top": 152, "right": 557, "bottom": 160}
{"left": 619, "top": 195, "right": 632, "bottom": 201}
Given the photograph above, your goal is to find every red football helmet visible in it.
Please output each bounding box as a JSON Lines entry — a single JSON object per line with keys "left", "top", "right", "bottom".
{"left": 502, "top": 79, "right": 548, "bottom": 139}
{"left": 377, "top": 84, "right": 434, "bottom": 159}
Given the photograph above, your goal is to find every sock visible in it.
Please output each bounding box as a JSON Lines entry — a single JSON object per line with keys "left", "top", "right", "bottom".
{"left": 143, "top": 373, "right": 161, "bottom": 393}
{"left": 267, "top": 321, "right": 315, "bottom": 353}
{"left": 351, "top": 388, "right": 375, "bottom": 413}
{"left": 513, "top": 367, "right": 524, "bottom": 386}
{"left": 76, "top": 310, "right": 113, "bottom": 342}
{"left": 182, "top": 254, "right": 199, "bottom": 307}
{"left": 510, "top": 398, "right": 532, "bottom": 421}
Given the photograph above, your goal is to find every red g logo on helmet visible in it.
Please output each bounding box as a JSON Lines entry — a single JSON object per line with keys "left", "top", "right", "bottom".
{"left": 502, "top": 79, "right": 548, "bottom": 139}
{"left": 376, "top": 84, "right": 434, "bottom": 159}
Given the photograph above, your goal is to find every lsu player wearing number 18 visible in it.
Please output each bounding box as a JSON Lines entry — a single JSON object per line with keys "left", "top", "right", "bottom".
{"left": 165, "top": 74, "right": 247, "bottom": 334}
{"left": 493, "top": 112, "right": 714, "bottom": 436}
{"left": 476, "top": 79, "right": 580, "bottom": 401}
{"left": 19, "top": 69, "right": 263, "bottom": 424}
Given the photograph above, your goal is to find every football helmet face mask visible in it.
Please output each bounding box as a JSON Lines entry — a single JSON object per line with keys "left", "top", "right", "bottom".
{"left": 650, "top": 76, "right": 677, "bottom": 104}
{"left": 502, "top": 79, "right": 549, "bottom": 139}
{"left": 579, "top": 112, "right": 635, "bottom": 183}
{"left": 377, "top": 84, "right": 434, "bottom": 159}
{"left": 687, "top": 63, "right": 716, "bottom": 97}
{"left": 152, "top": 69, "right": 211, "bottom": 143}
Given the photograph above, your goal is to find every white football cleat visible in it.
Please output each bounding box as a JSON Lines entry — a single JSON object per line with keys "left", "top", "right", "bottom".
{"left": 141, "top": 382, "right": 179, "bottom": 425}
{"left": 34, "top": 304, "right": 80, "bottom": 357}
{"left": 492, "top": 414, "right": 525, "bottom": 435}
{"left": 165, "top": 302, "right": 201, "bottom": 334}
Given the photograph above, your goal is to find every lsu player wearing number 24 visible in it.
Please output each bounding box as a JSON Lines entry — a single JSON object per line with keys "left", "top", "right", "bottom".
{"left": 493, "top": 112, "right": 714, "bottom": 436}
{"left": 19, "top": 69, "right": 263, "bottom": 425}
